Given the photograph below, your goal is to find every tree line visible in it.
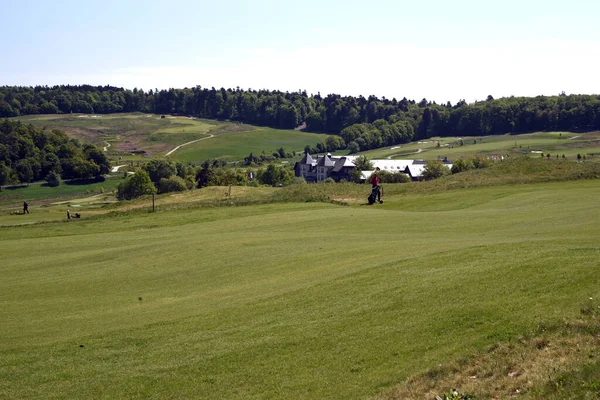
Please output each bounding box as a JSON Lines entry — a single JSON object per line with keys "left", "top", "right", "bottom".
{"left": 0, "top": 119, "right": 111, "bottom": 188}
{"left": 2, "top": 86, "right": 600, "bottom": 154}
{"left": 117, "top": 158, "right": 294, "bottom": 200}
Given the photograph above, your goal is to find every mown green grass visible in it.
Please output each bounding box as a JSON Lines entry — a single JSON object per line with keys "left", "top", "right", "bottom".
{"left": 0, "top": 176, "right": 122, "bottom": 205}
{"left": 361, "top": 131, "right": 600, "bottom": 162}
{"left": 170, "top": 125, "right": 331, "bottom": 162}
{"left": 0, "top": 176, "right": 123, "bottom": 226}
{"left": 1, "top": 178, "right": 600, "bottom": 399}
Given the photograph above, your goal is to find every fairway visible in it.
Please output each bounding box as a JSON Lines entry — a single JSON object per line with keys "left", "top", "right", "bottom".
{"left": 360, "top": 131, "right": 600, "bottom": 162}
{"left": 2, "top": 180, "right": 600, "bottom": 399}
{"left": 171, "top": 124, "right": 332, "bottom": 163}
{"left": 14, "top": 113, "right": 332, "bottom": 163}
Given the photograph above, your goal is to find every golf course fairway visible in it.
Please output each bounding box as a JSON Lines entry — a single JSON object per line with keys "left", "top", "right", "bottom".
{"left": 1, "top": 180, "right": 600, "bottom": 399}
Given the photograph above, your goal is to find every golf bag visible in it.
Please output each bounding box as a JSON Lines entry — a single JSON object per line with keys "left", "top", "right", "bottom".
{"left": 368, "top": 185, "right": 381, "bottom": 204}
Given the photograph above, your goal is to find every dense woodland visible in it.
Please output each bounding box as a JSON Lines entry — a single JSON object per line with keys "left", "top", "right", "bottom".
{"left": 0, "top": 119, "right": 110, "bottom": 188}
{"left": 2, "top": 85, "right": 600, "bottom": 153}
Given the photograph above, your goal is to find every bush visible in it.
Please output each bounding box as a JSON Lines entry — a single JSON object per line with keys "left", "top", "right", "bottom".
{"left": 45, "top": 170, "right": 61, "bottom": 187}
{"left": 422, "top": 160, "right": 450, "bottom": 181}
{"left": 378, "top": 170, "right": 410, "bottom": 183}
{"left": 157, "top": 176, "right": 187, "bottom": 194}
{"left": 452, "top": 156, "right": 491, "bottom": 174}
{"left": 117, "top": 170, "right": 156, "bottom": 200}
{"left": 451, "top": 158, "right": 474, "bottom": 174}
{"left": 472, "top": 156, "right": 492, "bottom": 169}
{"left": 257, "top": 164, "right": 294, "bottom": 186}
{"left": 145, "top": 158, "right": 176, "bottom": 183}
{"left": 322, "top": 177, "right": 336, "bottom": 184}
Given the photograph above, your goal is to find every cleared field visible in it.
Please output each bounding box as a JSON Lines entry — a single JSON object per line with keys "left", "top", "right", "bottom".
{"left": 14, "top": 114, "right": 332, "bottom": 163}
{"left": 1, "top": 178, "right": 600, "bottom": 399}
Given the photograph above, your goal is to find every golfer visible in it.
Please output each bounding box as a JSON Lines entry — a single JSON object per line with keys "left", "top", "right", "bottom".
{"left": 369, "top": 168, "right": 382, "bottom": 203}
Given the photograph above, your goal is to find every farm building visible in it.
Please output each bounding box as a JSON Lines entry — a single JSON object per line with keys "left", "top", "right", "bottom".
{"left": 294, "top": 152, "right": 452, "bottom": 182}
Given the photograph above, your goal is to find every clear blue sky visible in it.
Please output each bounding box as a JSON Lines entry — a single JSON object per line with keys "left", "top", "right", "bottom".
{"left": 3, "top": 0, "right": 600, "bottom": 103}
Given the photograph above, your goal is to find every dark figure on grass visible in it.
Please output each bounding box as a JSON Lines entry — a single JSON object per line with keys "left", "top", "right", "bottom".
{"left": 23, "top": 201, "right": 29, "bottom": 214}
{"left": 368, "top": 168, "right": 383, "bottom": 204}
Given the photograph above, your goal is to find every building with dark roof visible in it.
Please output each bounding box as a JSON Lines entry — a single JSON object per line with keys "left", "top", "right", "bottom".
{"left": 294, "top": 152, "right": 452, "bottom": 182}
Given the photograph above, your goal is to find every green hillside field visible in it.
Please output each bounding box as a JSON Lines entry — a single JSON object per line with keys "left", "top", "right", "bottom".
{"left": 359, "top": 131, "right": 600, "bottom": 162}
{"left": 2, "top": 170, "right": 600, "bottom": 398}
{"left": 13, "top": 113, "right": 333, "bottom": 163}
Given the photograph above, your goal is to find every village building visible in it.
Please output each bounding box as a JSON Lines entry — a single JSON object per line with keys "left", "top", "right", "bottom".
{"left": 294, "top": 152, "right": 452, "bottom": 182}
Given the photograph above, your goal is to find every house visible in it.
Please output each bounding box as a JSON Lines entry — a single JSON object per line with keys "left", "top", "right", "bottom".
{"left": 316, "top": 154, "right": 336, "bottom": 181}
{"left": 294, "top": 151, "right": 317, "bottom": 182}
{"left": 294, "top": 151, "right": 452, "bottom": 182}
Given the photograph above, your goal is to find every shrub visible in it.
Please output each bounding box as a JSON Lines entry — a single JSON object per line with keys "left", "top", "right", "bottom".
{"left": 322, "top": 177, "right": 336, "bottom": 184}
{"left": 117, "top": 170, "right": 156, "bottom": 200}
{"left": 451, "top": 158, "right": 474, "bottom": 174}
{"left": 145, "top": 158, "right": 176, "bottom": 183}
{"left": 45, "top": 170, "right": 61, "bottom": 187}
{"left": 378, "top": 170, "right": 410, "bottom": 183}
{"left": 257, "top": 164, "right": 294, "bottom": 186}
{"left": 422, "top": 160, "right": 450, "bottom": 180}
{"left": 157, "top": 176, "right": 187, "bottom": 194}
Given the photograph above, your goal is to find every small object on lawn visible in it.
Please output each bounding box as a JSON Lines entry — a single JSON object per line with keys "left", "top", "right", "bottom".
{"left": 79, "top": 344, "right": 85, "bottom": 348}
{"left": 138, "top": 297, "right": 143, "bottom": 301}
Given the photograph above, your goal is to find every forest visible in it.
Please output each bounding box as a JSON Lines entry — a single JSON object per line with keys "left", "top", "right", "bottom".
{"left": 0, "top": 119, "right": 111, "bottom": 188}
{"left": 2, "top": 85, "right": 600, "bottom": 153}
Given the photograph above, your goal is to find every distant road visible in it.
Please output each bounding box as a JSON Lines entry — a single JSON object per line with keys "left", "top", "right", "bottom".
{"left": 165, "top": 134, "right": 214, "bottom": 156}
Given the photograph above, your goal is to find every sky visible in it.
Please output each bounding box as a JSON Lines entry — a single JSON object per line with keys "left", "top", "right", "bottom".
{"left": 2, "top": 0, "right": 600, "bottom": 103}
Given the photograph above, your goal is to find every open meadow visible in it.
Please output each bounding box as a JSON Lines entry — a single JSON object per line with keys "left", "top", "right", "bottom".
{"left": 14, "top": 114, "right": 333, "bottom": 163}
{"left": 2, "top": 162, "right": 600, "bottom": 399}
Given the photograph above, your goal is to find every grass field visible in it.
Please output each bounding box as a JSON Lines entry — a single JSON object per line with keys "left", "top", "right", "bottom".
{"left": 14, "top": 113, "right": 332, "bottom": 163}
{"left": 360, "top": 131, "right": 600, "bottom": 162}
{"left": 2, "top": 169, "right": 600, "bottom": 398}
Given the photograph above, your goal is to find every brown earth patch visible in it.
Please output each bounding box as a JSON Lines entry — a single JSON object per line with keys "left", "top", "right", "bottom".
{"left": 373, "top": 318, "right": 600, "bottom": 400}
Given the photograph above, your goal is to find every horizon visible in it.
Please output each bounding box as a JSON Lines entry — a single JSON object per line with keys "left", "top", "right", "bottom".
{"left": 3, "top": 0, "right": 600, "bottom": 104}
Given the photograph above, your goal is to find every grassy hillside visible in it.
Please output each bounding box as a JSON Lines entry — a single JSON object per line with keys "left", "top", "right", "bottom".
{"left": 360, "top": 131, "right": 600, "bottom": 162}
{"left": 14, "top": 113, "right": 332, "bottom": 162}
{"left": 2, "top": 173, "right": 600, "bottom": 398}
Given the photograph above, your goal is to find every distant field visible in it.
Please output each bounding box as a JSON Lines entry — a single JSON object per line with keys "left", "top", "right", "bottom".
{"left": 172, "top": 124, "right": 329, "bottom": 162}
{"left": 15, "top": 113, "right": 332, "bottom": 163}
{"left": 1, "top": 175, "right": 600, "bottom": 398}
{"left": 360, "top": 131, "right": 600, "bottom": 162}
{"left": 0, "top": 176, "right": 124, "bottom": 226}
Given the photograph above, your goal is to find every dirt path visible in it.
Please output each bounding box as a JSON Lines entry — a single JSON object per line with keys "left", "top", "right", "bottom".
{"left": 386, "top": 148, "right": 423, "bottom": 160}
{"left": 165, "top": 134, "right": 214, "bottom": 156}
{"left": 111, "top": 165, "right": 127, "bottom": 173}
{"left": 103, "top": 141, "right": 111, "bottom": 152}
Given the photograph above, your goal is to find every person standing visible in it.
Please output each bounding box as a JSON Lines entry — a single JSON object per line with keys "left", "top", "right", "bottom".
{"left": 66, "top": 209, "right": 71, "bottom": 220}
{"left": 23, "top": 201, "right": 29, "bottom": 214}
{"left": 369, "top": 168, "right": 382, "bottom": 203}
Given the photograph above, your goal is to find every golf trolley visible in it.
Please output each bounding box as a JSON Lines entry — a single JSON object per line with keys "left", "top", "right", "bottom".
{"left": 368, "top": 186, "right": 383, "bottom": 205}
